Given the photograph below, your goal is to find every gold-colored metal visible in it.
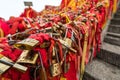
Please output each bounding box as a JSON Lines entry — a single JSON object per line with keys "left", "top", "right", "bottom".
{"left": 17, "top": 50, "right": 38, "bottom": 64}
{"left": 13, "top": 63, "right": 27, "bottom": 73}
{"left": 64, "top": 38, "right": 72, "bottom": 47}
{"left": 50, "top": 63, "right": 61, "bottom": 77}
{"left": 0, "top": 54, "right": 28, "bottom": 74}
{"left": 0, "top": 54, "right": 11, "bottom": 75}
{"left": 49, "top": 47, "right": 62, "bottom": 77}
{"left": 14, "top": 38, "right": 39, "bottom": 50}
{"left": 58, "top": 38, "right": 77, "bottom": 53}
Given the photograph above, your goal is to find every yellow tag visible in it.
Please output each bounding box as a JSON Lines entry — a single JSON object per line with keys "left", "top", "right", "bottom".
{"left": 60, "top": 77, "right": 66, "bottom": 80}
{"left": 0, "top": 28, "right": 4, "bottom": 37}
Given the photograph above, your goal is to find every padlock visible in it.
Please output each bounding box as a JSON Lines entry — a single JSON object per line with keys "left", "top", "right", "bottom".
{"left": 63, "top": 38, "right": 72, "bottom": 47}
{"left": 14, "top": 38, "right": 39, "bottom": 50}
{"left": 58, "top": 39, "right": 77, "bottom": 53}
{"left": 49, "top": 62, "right": 61, "bottom": 77}
{"left": 0, "top": 54, "right": 27, "bottom": 74}
{"left": 61, "top": 29, "right": 74, "bottom": 73}
{"left": 49, "top": 47, "right": 62, "bottom": 77}
{"left": 59, "top": 28, "right": 77, "bottom": 53}
{"left": 17, "top": 50, "right": 38, "bottom": 64}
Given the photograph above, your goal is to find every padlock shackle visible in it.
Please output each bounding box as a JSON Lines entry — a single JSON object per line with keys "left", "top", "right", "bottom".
{"left": 48, "top": 38, "right": 63, "bottom": 65}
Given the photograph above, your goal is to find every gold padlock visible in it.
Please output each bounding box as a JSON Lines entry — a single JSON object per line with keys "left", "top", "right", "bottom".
{"left": 63, "top": 38, "right": 72, "bottom": 47}
{"left": 49, "top": 47, "right": 62, "bottom": 77}
{"left": 14, "top": 38, "right": 39, "bottom": 50}
{"left": 50, "top": 63, "right": 61, "bottom": 77}
{"left": 17, "top": 50, "right": 38, "bottom": 64}
{"left": 0, "top": 54, "right": 27, "bottom": 74}
{"left": 58, "top": 38, "right": 77, "bottom": 53}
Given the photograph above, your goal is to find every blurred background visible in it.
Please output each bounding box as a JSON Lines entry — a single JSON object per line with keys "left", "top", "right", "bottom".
{"left": 0, "top": 0, "right": 61, "bottom": 20}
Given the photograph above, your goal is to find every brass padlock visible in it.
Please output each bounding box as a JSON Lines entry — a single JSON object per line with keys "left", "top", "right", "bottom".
{"left": 63, "top": 38, "right": 72, "bottom": 47}
{"left": 58, "top": 38, "right": 77, "bottom": 53}
{"left": 14, "top": 38, "right": 39, "bottom": 50}
{"left": 17, "top": 50, "right": 38, "bottom": 64}
{"left": 49, "top": 47, "right": 62, "bottom": 77}
{"left": 49, "top": 63, "right": 61, "bottom": 77}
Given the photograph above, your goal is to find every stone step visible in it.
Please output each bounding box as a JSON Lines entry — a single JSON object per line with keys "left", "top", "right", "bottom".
{"left": 110, "top": 19, "right": 120, "bottom": 25}
{"left": 116, "top": 7, "right": 120, "bottom": 13}
{"left": 104, "top": 33, "right": 120, "bottom": 46}
{"left": 117, "top": 6, "right": 120, "bottom": 13}
{"left": 97, "top": 42, "right": 120, "bottom": 67}
{"left": 108, "top": 25, "right": 120, "bottom": 34}
{"left": 114, "top": 13, "right": 120, "bottom": 18}
{"left": 117, "top": 10, "right": 120, "bottom": 13}
{"left": 116, "top": 4, "right": 120, "bottom": 11}
{"left": 83, "top": 59, "right": 120, "bottom": 80}
{"left": 107, "top": 32, "right": 120, "bottom": 37}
